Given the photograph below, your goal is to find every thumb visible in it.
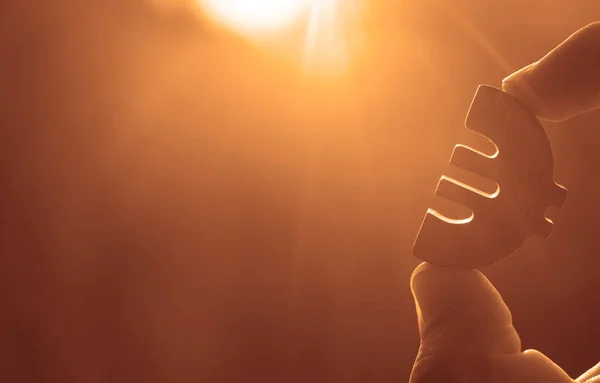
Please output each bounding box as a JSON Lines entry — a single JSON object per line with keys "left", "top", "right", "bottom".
{"left": 410, "top": 262, "right": 521, "bottom": 356}
{"left": 410, "top": 263, "right": 575, "bottom": 383}
{"left": 502, "top": 22, "right": 600, "bottom": 122}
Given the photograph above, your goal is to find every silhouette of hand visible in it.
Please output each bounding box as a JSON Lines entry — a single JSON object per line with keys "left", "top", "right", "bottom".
{"left": 502, "top": 22, "right": 600, "bottom": 122}
{"left": 409, "top": 263, "right": 574, "bottom": 383}
{"left": 410, "top": 22, "right": 600, "bottom": 383}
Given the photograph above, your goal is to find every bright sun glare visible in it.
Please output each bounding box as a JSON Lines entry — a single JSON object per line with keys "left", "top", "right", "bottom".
{"left": 200, "top": 0, "right": 310, "bottom": 32}
{"left": 198, "top": 0, "right": 363, "bottom": 73}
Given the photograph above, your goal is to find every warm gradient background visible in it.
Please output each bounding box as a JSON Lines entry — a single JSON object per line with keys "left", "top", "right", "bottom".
{"left": 1, "top": 1, "right": 600, "bottom": 382}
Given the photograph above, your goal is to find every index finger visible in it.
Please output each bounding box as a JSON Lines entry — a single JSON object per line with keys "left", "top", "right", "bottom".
{"left": 502, "top": 22, "right": 600, "bottom": 122}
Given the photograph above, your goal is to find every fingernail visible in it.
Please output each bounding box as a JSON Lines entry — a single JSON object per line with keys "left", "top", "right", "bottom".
{"left": 501, "top": 62, "right": 536, "bottom": 95}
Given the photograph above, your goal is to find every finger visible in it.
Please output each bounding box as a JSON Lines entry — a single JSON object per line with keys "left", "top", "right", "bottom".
{"left": 576, "top": 362, "right": 600, "bottom": 382}
{"left": 410, "top": 262, "right": 521, "bottom": 356}
{"left": 502, "top": 22, "right": 600, "bottom": 122}
{"left": 491, "top": 349, "right": 574, "bottom": 383}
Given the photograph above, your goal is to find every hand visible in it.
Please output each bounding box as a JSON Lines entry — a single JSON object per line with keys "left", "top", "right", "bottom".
{"left": 409, "top": 263, "right": 573, "bottom": 383}
{"left": 410, "top": 22, "right": 600, "bottom": 383}
{"left": 502, "top": 22, "right": 600, "bottom": 122}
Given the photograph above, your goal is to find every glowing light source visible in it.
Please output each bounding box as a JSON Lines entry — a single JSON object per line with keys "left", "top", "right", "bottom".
{"left": 199, "top": 0, "right": 310, "bottom": 35}
{"left": 193, "top": 0, "right": 365, "bottom": 74}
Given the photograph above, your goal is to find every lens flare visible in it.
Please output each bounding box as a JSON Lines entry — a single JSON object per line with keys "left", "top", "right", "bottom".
{"left": 199, "top": 0, "right": 310, "bottom": 34}
{"left": 304, "top": 0, "right": 362, "bottom": 73}
{"left": 195, "top": 0, "right": 365, "bottom": 73}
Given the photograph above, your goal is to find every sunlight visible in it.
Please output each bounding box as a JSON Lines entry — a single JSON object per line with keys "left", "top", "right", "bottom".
{"left": 199, "top": 0, "right": 310, "bottom": 34}
{"left": 197, "top": 0, "right": 364, "bottom": 74}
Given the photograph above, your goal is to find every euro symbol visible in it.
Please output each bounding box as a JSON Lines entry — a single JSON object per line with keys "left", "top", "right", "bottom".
{"left": 413, "top": 85, "right": 567, "bottom": 269}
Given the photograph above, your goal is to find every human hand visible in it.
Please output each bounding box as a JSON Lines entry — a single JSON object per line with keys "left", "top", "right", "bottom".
{"left": 502, "top": 22, "right": 600, "bottom": 122}
{"left": 409, "top": 263, "right": 574, "bottom": 383}
{"left": 409, "top": 22, "right": 600, "bottom": 383}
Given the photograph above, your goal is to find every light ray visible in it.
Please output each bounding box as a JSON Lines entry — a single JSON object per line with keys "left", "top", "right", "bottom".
{"left": 304, "top": 0, "right": 363, "bottom": 73}
{"left": 194, "top": 0, "right": 364, "bottom": 73}
{"left": 199, "top": 0, "right": 311, "bottom": 34}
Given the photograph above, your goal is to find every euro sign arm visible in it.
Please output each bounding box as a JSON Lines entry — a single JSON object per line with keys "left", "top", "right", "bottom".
{"left": 413, "top": 85, "right": 567, "bottom": 269}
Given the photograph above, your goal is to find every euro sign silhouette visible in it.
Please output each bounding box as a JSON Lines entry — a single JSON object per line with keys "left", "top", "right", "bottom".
{"left": 413, "top": 85, "right": 567, "bottom": 269}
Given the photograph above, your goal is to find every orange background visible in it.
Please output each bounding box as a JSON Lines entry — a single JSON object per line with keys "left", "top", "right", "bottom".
{"left": 1, "top": 1, "right": 599, "bottom": 382}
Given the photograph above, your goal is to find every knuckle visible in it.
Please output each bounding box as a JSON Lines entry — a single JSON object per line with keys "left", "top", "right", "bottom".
{"left": 572, "top": 22, "right": 600, "bottom": 53}
{"left": 410, "top": 346, "right": 492, "bottom": 383}
{"left": 583, "top": 21, "right": 600, "bottom": 35}
{"left": 410, "top": 352, "right": 454, "bottom": 383}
